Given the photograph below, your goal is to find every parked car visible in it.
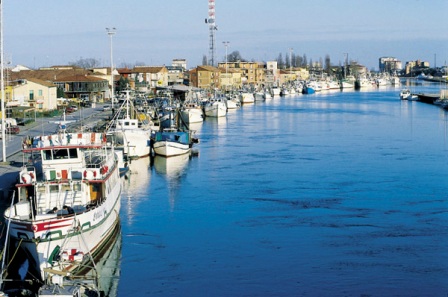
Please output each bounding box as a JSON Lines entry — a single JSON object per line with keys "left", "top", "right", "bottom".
{"left": 102, "top": 105, "right": 111, "bottom": 111}
{"left": 65, "top": 106, "right": 76, "bottom": 113}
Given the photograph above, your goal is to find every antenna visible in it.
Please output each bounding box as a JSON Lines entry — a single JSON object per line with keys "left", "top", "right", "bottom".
{"left": 205, "top": 0, "right": 217, "bottom": 66}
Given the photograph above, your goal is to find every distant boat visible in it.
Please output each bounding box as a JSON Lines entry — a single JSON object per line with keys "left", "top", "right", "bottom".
{"left": 400, "top": 89, "right": 411, "bottom": 100}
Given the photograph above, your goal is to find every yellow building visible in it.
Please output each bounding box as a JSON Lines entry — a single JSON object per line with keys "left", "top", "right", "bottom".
{"left": 189, "top": 66, "right": 220, "bottom": 89}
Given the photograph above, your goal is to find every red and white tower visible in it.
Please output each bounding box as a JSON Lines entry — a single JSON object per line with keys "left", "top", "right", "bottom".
{"left": 205, "top": 0, "right": 217, "bottom": 66}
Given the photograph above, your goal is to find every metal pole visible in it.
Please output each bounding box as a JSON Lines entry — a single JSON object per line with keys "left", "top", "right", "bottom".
{"left": 0, "top": 0, "right": 6, "bottom": 162}
{"left": 106, "top": 28, "right": 116, "bottom": 110}
{"left": 223, "top": 41, "right": 229, "bottom": 90}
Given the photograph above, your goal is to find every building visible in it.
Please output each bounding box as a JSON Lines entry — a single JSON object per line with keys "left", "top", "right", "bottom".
{"left": 404, "top": 60, "right": 430, "bottom": 75}
{"left": 379, "top": 57, "right": 402, "bottom": 73}
{"left": 53, "top": 74, "right": 109, "bottom": 102}
{"left": 131, "top": 66, "right": 169, "bottom": 92}
{"left": 9, "top": 78, "right": 58, "bottom": 111}
{"left": 189, "top": 65, "right": 220, "bottom": 89}
{"left": 166, "top": 66, "right": 184, "bottom": 86}
{"left": 172, "top": 59, "right": 187, "bottom": 71}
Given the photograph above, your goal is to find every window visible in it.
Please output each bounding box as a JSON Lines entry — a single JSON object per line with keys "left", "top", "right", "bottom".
{"left": 29, "top": 90, "right": 34, "bottom": 100}
{"left": 69, "top": 148, "right": 78, "bottom": 158}
{"left": 38, "top": 90, "right": 43, "bottom": 96}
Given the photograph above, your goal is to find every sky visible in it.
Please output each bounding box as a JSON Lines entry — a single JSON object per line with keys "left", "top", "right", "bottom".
{"left": 4, "top": 0, "right": 448, "bottom": 71}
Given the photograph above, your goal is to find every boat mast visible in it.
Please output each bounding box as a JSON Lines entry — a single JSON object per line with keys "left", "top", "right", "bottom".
{"left": 0, "top": 0, "right": 6, "bottom": 162}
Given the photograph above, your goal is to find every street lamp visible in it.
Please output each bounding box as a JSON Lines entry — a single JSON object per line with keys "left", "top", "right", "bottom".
{"left": 223, "top": 41, "right": 230, "bottom": 91}
{"left": 106, "top": 27, "right": 116, "bottom": 110}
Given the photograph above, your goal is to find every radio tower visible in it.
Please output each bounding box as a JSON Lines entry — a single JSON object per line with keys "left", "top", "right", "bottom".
{"left": 205, "top": 0, "right": 217, "bottom": 66}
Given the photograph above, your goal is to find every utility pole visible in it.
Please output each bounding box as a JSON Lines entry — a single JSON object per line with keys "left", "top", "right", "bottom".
{"left": 106, "top": 27, "right": 116, "bottom": 111}
{"left": 223, "top": 41, "right": 229, "bottom": 90}
{"left": 1, "top": 0, "right": 6, "bottom": 162}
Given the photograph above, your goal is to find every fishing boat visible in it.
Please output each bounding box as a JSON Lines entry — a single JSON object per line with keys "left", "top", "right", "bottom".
{"left": 179, "top": 91, "right": 204, "bottom": 124}
{"left": 106, "top": 90, "right": 152, "bottom": 159}
{"left": 37, "top": 225, "right": 122, "bottom": 297}
{"left": 151, "top": 129, "right": 192, "bottom": 157}
{"left": 4, "top": 129, "right": 122, "bottom": 283}
{"left": 203, "top": 96, "right": 227, "bottom": 118}
{"left": 399, "top": 89, "right": 411, "bottom": 100}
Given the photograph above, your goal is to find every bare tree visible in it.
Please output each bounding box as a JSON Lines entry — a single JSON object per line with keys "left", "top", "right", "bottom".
{"left": 69, "top": 57, "right": 100, "bottom": 68}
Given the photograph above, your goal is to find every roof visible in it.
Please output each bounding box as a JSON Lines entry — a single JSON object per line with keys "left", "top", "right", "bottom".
{"left": 197, "top": 65, "right": 220, "bottom": 72}
{"left": 27, "top": 78, "right": 56, "bottom": 88}
{"left": 133, "top": 66, "right": 167, "bottom": 73}
{"left": 53, "top": 74, "right": 107, "bottom": 83}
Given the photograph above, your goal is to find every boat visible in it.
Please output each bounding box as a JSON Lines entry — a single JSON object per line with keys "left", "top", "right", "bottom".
{"left": 152, "top": 129, "right": 192, "bottom": 157}
{"left": 179, "top": 92, "right": 204, "bottom": 124}
{"left": 37, "top": 225, "right": 122, "bottom": 297}
{"left": 106, "top": 90, "right": 152, "bottom": 159}
{"left": 4, "top": 129, "right": 122, "bottom": 284}
{"left": 239, "top": 91, "right": 255, "bottom": 104}
{"left": 400, "top": 89, "right": 411, "bottom": 100}
{"left": 203, "top": 96, "right": 227, "bottom": 118}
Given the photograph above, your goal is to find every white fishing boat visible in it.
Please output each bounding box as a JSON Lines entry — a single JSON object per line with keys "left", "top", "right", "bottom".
{"left": 37, "top": 226, "right": 122, "bottom": 297}
{"left": 152, "top": 129, "right": 192, "bottom": 157}
{"left": 239, "top": 91, "right": 255, "bottom": 104}
{"left": 179, "top": 94, "right": 204, "bottom": 124}
{"left": 5, "top": 129, "right": 122, "bottom": 283}
{"left": 203, "top": 96, "right": 227, "bottom": 117}
{"left": 106, "top": 91, "right": 152, "bottom": 159}
{"left": 400, "top": 89, "right": 411, "bottom": 100}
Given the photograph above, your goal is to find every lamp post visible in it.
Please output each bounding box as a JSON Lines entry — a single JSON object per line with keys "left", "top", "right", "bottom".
{"left": 106, "top": 27, "right": 116, "bottom": 111}
{"left": 0, "top": 0, "right": 6, "bottom": 162}
{"left": 223, "top": 41, "right": 230, "bottom": 91}
{"left": 289, "top": 47, "right": 293, "bottom": 82}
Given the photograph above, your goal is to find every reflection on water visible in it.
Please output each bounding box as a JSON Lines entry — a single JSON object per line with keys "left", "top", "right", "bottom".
{"left": 153, "top": 154, "right": 189, "bottom": 178}
{"left": 122, "top": 157, "right": 152, "bottom": 226}
{"left": 153, "top": 154, "right": 190, "bottom": 210}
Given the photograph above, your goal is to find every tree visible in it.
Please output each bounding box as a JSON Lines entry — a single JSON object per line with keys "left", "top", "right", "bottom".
{"left": 69, "top": 57, "right": 100, "bottom": 68}
{"left": 324, "top": 55, "right": 331, "bottom": 74}
{"left": 277, "top": 53, "right": 285, "bottom": 69}
{"left": 301, "top": 54, "right": 308, "bottom": 68}
{"left": 116, "top": 76, "right": 130, "bottom": 93}
{"left": 227, "top": 51, "right": 245, "bottom": 62}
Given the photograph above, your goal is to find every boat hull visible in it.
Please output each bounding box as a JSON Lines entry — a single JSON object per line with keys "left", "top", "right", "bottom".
{"left": 8, "top": 172, "right": 121, "bottom": 281}
{"left": 204, "top": 102, "right": 227, "bottom": 117}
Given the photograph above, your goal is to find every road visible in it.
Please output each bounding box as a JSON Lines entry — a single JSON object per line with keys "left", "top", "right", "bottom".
{"left": 0, "top": 103, "right": 111, "bottom": 161}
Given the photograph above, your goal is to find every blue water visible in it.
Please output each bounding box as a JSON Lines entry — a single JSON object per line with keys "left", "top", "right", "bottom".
{"left": 119, "top": 84, "right": 448, "bottom": 296}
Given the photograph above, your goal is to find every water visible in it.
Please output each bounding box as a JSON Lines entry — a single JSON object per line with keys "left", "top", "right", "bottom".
{"left": 119, "top": 84, "right": 448, "bottom": 296}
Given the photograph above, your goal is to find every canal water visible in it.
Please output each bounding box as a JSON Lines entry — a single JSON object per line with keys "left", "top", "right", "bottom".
{"left": 119, "top": 83, "right": 448, "bottom": 296}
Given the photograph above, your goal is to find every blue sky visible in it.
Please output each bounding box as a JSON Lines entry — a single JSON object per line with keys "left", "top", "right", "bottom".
{"left": 4, "top": 0, "right": 448, "bottom": 71}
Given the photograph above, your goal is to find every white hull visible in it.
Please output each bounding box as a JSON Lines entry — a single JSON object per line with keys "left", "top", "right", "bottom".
{"left": 180, "top": 108, "right": 203, "bottom": 124}
{"left": 5, "top": 132, "right": 122, "bottom": 281}
{"left": 204, "top": 101, "right": 227, "bottom": 117}
{"left": 153, "top": 140, "right": 191, "bottom": 157}
{"left": 225, "top": 98, "right": 240, "bottom": 109}
{"left": 240, "top": 92, "right": 255, "bottom": 104}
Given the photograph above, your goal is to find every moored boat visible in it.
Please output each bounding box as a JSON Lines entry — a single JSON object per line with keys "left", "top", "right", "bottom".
{"left": 152, "top": 129, "right": 192, "bottom": 157}
{"left": 5, "top": 130, "right": 122, "bottom": 283}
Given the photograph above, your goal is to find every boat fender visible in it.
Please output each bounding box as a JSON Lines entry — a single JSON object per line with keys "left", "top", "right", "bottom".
{"left": 29, "top": 172, "right": 35, "bottom": 179}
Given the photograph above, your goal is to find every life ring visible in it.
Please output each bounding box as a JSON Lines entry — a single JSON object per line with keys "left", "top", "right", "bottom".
{"left": 100, "top": 165, "right": 108, "bottom": 175}
{"left": 21, "top": 173, "right": 32, "bottom": 184}
{"left": 83, "top": 170, "right": 94, "bottom": 180}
